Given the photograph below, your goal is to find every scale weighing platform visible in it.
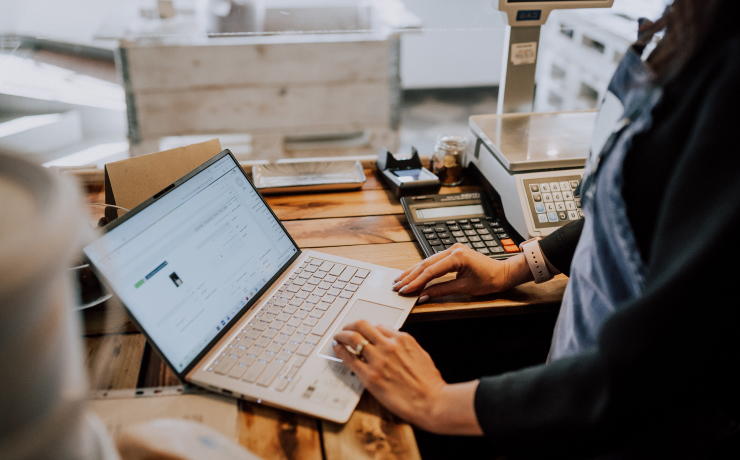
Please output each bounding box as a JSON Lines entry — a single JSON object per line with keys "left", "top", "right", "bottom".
{"left": 466, "top": 111, "right": 596, "bottom": 240}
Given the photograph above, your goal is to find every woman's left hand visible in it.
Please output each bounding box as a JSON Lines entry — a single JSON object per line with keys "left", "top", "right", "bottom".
{"left": 333, "top": 320, "right": 483, "bottom": 435}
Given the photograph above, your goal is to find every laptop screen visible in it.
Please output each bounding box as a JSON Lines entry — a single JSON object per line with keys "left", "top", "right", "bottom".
{"left": 84, "top": 154, "right": 299, "bottom": 373}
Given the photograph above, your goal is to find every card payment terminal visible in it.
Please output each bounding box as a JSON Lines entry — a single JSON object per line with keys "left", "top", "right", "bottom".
{"left": 466, "top": 112, "right": 596, "bottom": 239}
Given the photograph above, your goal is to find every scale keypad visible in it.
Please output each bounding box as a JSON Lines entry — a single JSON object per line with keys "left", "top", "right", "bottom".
{"left": 416, "top": 217, "right": 520, "bottom": 257}
{"left": 526, "top": 176, "right": 583, "bottom": 229}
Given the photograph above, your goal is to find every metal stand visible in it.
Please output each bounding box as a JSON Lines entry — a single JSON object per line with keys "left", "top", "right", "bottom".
{"left": 497, "top": 25, "right": 541, "bottom": 114}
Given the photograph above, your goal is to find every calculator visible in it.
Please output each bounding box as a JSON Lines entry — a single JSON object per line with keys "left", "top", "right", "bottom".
{"left": 400, "top": 192, "right": 522, "bottom": 259}
{"left": 522, "top": 175, "right": 583, "bottom": 229}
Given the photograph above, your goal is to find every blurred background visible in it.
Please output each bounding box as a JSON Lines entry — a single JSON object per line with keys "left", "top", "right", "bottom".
{"left": 0, "top": 0, "right": 666, "bottom": 168}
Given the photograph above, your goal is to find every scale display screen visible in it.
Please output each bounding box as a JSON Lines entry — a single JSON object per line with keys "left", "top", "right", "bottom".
{"left": 415, "top": 204, "right": 485, "bottom": 220}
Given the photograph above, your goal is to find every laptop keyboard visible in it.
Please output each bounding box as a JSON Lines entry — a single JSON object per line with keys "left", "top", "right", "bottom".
{"left": 206, "top": 257, "right": 370, "bottom": 392}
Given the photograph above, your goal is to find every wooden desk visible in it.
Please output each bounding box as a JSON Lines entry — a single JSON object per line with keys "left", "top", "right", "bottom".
{"left": 81, "top": 163, "right": 566, "bottom": 460}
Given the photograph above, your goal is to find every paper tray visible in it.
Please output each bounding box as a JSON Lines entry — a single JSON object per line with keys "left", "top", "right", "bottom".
{"left": 252, "top": 161, "right": 366, "bottom": 194}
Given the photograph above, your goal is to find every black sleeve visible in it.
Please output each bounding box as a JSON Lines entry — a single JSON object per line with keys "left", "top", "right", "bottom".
{"left": 538, "top": 219, "right": 583, "bottom": 276}
{"left": 472, "top": 38, "right": 740, "bottom": 458}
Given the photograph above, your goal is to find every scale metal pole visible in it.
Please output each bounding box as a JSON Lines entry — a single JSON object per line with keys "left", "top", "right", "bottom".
{"left": 497, "top": 25, "right": 542, "bottom": 114}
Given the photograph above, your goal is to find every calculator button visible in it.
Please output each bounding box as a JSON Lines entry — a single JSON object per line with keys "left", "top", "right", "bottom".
{"left": 567, "top": 210, "right": 579, "bottom": 220}
{"left": 578, "top": 210, "right": 584, "bottom": 218}
{"left": 558, "top": 212, "right": 567, "bottom": 221}
{"left": 529, "top": 184, "right": 539, "bottom": 192}
{"left": 552, "top": 192, "right": 563, "bottom": 201}
{"left": 477, "top": 248, "right": 490, "bottom": 254}
{"left": 464, "top": 230, "right": 477, "bottom": 236}
{"left": 492, "top": 227, "right": 505, "bottom": 233}
{"left": 532, "top": 193, "right": 542, "bottom": 202}
{"left": 461, "top": 224, "right": 473, "bottom": 230}
{"left": 422, "top": 228, "right": 434, "bottom": 233}
{"left": 545, "top": 203, "right": 556, "bottom": 212}
{"left": 537, "top": 213, "right": 548, "bottom": 223}
{"left": 500, "top": 238, "right": 514, "bottom": 246}
{"left": 562, "top": 191, "right": 573, "bottom": 201}
{"left": 473, "top": 242, "right": 486, "bottom": 248}
{"left": 434, "top": 247, "right": 445, "bottom": 254}
{"left": 441, "top": 238, "right": 454, "bottom": 244}
{"left": 429, "top": 239, "right": 441, "bottom": 246}
{"left": 534, "top": 203, "right": 545, "bottom": 213}
{"left": 481, "top": 235, "right": 494, "bottom": 241}
{"left": 457, "top": 220, "right": 469, "bottom": 224}
{"left": 469, "top": 236, "right": 481, "bottom": 242}
{"left": 451, "top": 231, "right": 464, "bottom": 237}
{"left": 559, "top": 181, "right": 571, "bottom": 191}
{"left": 565, "top": 201, "right": 576, "bottom": 210}
{"left": 548, "top": 212, "right": 559, "bottom": 222}
{"left": 575, "top": 199, "right": 581, "bottom": 208}
{"left": 503, "top": 245, "right": 519, "bottom": 253}
{"left": 550, "top": 182, "right": 561, "bottom": 192}
{"left": 456, "top": 237, "right": 469, "bottom": 243}
{"left": 448, "top": 225, "right": 460, "bottom": 231}
{"left": 490, "top": 247, "right": 504, "bottom": 253}
{"left": 445, "top": 244, "right": 455, "bottom": 249}
{"left": 485, "top": 240, "right": 499, "bottom": 247}
{"left": 434, "top": 226, "right": 446, "bottom": 232}
{"left": 540, "top": 183, "right": 551, "bottom": 192}
{"left": 462, "top": 243, "right": 473, "bottom": 249}
{"left": 446, "top": 221, "right": 456, "bottom": 225}
{"left": 474, "top": 223, "right": 484, "bottom": 229}
{"left": 437, "top": 232, "right": 449, "bottom": 239}
{"left": 470, "top": 218, "right": 480, "bottom": 223}
{"left": 477, "top": 228, "right": 489, "bottom": 235}
{"left": 425, "top": 233, "right": 437, "bottom": 239}
{"left": 498, "top": 233, "right": 509, "bottom": 239}
{"left": 543, "top": 193, "right": 553, "bottom": 202}
{"left": 555, "top": 202, "right": 566, "bottom": 212}
{"left": 570, "top": 180, "right": 579, "bottom": 189}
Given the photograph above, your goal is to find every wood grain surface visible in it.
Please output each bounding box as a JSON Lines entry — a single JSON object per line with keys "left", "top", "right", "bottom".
{"left": 137, "top": 342, "right": 182, "bottom": 388}
{"left": 238, "top": 401, "right": 323, "bottom": 460}
{"left": 284, "top": 215, "right": 413, "bottom": 248}
{"left": 322, "top": 393, "right": 421, "bottom": 460}
{"left": 85, "top": 333, "right": 146, "bottom": 391}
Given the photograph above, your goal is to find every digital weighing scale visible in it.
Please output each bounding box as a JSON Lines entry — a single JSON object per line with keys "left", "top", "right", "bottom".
{"left": 466, "top": 111, "right": 597, "bottom": 240}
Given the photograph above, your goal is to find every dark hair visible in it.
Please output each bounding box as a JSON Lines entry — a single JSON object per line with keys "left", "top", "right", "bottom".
{"left": 647, "top": 0, "right": 730, "bottom": 82}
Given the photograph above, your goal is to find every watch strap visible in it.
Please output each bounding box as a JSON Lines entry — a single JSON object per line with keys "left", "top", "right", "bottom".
{"left": 520, "top": 238, "right": 554, "bottom": 284}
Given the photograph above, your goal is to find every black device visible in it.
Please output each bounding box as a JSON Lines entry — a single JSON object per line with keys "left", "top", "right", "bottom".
{"left": 376, "top": 147, "right": 441, "bottom": 198}
{"left": 401, "top": 192, "right": 522, "bottom": 259}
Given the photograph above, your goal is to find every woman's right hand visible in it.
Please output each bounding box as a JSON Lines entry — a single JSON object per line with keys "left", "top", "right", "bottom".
{"left": 392, "top": 243, "right": 533, "bottom": 302}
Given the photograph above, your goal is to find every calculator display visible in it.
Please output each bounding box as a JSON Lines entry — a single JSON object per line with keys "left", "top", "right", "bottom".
{"left": 415, "top": 204, "right": 485, "bottom": 220}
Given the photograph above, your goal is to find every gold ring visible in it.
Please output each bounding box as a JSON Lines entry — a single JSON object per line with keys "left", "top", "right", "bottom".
{"left": 355, "top": 339, "right": 369, "bottom": 356}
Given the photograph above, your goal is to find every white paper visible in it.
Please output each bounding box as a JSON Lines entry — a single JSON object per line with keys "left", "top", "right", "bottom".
{"left": 511, "top": 42, "right": 538, "bottom": 65}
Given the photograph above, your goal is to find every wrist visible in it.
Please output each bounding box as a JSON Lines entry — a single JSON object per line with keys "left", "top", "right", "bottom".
{"left": 519, "top": 238, "right": 556, "bottom": 284}
{"left": 425, "top": 381, "right": 483, "bottom": 435}
{"left": 502, "top": 254, "right": 534, "bottom": 290}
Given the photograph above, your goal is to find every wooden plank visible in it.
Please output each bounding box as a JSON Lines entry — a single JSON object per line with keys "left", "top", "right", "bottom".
{"left": 137, "top": 342, "right": 182, "bottom": 388}
{"left": 135, "top": 82, "right": 391, "bottom": 139}
{"left": 124, "top": 39, "right": 391, "bottom": 91}
{"left": 82, "top": 297, "right": 139, "bottom": 336}
{"left": 85, "top": 333, "right": 146, "bottom": 391}
{"left": 237, "top": 401, "right": 323, "bottom": 460}
{"left": 285, "top": 215, "right": 413, "bottom": 248}
{"left": 322, "top": 392, "right": 421, "bottom": 460}
{"left": 312, "top": 242, "right": 422, "bottom": 270}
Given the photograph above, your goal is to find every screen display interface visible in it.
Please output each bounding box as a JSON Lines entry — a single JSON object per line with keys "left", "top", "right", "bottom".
{"left": 84, "top": 155, "right": 298, "bottom": 373}
{"left": 415, "top": 204, "right": 485, "bottom": 220}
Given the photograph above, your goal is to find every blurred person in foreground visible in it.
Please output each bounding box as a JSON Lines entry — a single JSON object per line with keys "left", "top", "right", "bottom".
{"left": 333, "top": 0, "right": 740, "bottom": 457}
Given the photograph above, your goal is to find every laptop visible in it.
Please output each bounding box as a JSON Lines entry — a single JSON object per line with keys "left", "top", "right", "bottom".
{"left": 83, "top": 150, "right": 418, "bottom": 423}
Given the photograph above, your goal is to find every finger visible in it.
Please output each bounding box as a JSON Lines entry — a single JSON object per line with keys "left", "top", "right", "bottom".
{"left": 332, "top": 340, "right": 370, "bottom": 374}
{"left": 333, "top": 330, "right": 370, "bottom": 351}
{"left": 418, "top": 278, "right": 470, "bottom": 299}
{"left": 399, "top": 250, "right": 466, "bottom": 294}
{"left": 340, "top": 320, "right": 388, "bottom": 345}
{"left": 392, "top": 248, "right": 455, "bottom": 287}
{"left": 376, "top": 324, "right": 401, "bottom": 339}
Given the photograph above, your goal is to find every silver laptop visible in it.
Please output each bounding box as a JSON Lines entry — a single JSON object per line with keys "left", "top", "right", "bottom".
{"left": 84, "top": 150, "right": 417, "bottom": 423}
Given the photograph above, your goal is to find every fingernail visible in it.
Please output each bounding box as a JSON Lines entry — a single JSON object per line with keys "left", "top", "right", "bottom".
{"left": 332, "top": 340, "right": 338, "bottom": 347}
{"left": 399, "top": 285, "right": 407, "bottom": 293}
{"left": 418, "top": 295, "right": 429, "bottom": 304}
{"left": 392, "top": 281, "right": 403, "bottom": 290}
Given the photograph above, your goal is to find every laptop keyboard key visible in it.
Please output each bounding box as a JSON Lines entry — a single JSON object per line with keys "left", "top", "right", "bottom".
{"left": 338, "top": 290, "right": 353, "bottom": 299}
{"left": 294, "top": 310, "right": 309, "bottom": 320}
{"left": 305, "top": 334, "right": 321, "bottom": 345}
{"left": 309, "top": 259, "right": 322, "bottom": 266}
{"left": 214, "top": 355, "right": 237, "bottom": 375}
{"left": 350, "top": 276, "right": 363, "bottom": 285}
{"left": 316, "top": 301, "right": 332, "bottom": 311}
{"left": 345, "top": 284, "right": 358, "bottom": 292}
{"left": 320, "top": 261, "right": 334, "bottom": 271}
{"left": 312, "top": 298, "right": 347, "bottom": 336}
{"left": 228, "top": 363, "right": 249, "bottom": 379}
{"left": 303, "top": 317, "right": 319, "bottom": 327}
{"left": 338, "top": 267, "right": 357, "bottom": 282}
{"left": 318, "top": 281, "right": 332, "bottom": 290}
{"left": 274, "top": 377, "right": 290, "bottom": 392}
{"left": 287, "top": 317, "right": 302, "bottom": 328}
{"left": 243, "top": 361, "right": 267, "bottom": 383}
{"left": 296, "top": 324, "right": 312, "bottom": 335}
{"left": 355, "top": 269, "right": 369, "bottom": 278}
{"left": 332, "top": 281, "right": 347, "bottom": 290}
{"left": 296, "top": 343, "right": 314, "bottom": 356}
{"left": 329, "top": 264, "right": 346, "bottom": 276}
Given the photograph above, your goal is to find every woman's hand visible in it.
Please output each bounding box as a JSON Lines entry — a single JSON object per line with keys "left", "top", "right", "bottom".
{"left": 392, "top": 243, "right": 533, "bottom": 302}
{"left": 333, "top": 320, "right": 483, "bottom": 435}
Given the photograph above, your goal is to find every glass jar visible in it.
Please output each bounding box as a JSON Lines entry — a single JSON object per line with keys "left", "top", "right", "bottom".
{"left": 431, "top": 135, "right": 466, "bottom": 186}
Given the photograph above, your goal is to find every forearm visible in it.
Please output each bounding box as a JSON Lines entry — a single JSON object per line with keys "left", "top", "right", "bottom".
{"left": 502, "top": 254, "right": 534, "bottom": 290}
{"left": 423, "top": 380, "right": 484, "bottom": 435}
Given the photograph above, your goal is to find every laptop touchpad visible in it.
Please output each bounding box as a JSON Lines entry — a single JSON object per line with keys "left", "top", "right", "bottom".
{"left": 318, "top": 299, "right": 405, "bottom": 361}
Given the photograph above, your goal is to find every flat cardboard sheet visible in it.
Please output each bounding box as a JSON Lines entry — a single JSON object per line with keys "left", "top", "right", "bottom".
{"left": 87, "top": 393, "right": 239, "bottom": 441}
{"left": 105, "top": 139, "right": 222, "bottom": 216}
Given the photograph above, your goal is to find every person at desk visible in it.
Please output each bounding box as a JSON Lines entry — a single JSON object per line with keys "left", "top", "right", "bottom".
{"left": 333, "top": 0, "right": 740, "bottom": 457}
